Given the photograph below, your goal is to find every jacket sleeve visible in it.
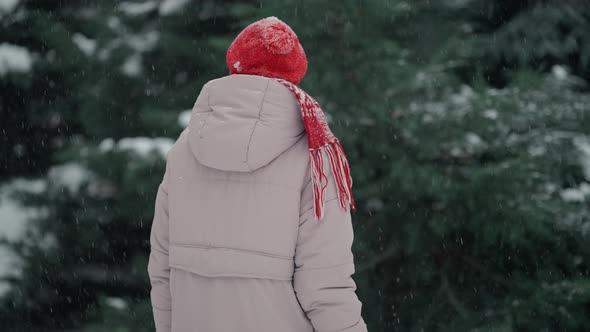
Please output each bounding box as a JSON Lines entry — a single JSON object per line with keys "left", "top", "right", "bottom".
{"left": 293, "top": 158, "right": 368, "bottom": 332}
{"left": 148, "top": 168, "right": 172, "bottom": 332}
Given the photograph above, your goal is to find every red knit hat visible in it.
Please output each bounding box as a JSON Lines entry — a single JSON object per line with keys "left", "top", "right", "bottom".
{"left": 226, "top": 16, "right": 307, "bottom": 84}
{"left": 227, "top": 17, "right": 356, "bottom": 221}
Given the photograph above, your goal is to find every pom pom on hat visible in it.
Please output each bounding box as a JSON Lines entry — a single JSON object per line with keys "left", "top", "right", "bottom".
{"left": 226, "top": 16, "right": 307, "bottom": 84}
{"left": 262, "top": 22, "right": 296, "bottom": 55}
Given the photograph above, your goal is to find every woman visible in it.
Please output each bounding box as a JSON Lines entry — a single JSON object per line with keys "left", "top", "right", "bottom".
{"left": 148, "top": 16, "right": 367, "bottom": 332}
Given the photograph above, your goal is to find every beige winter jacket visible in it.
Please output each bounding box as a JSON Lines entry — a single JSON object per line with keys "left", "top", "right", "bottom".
{"left": 148, "top": 74, "right": 367, "bottom": 332}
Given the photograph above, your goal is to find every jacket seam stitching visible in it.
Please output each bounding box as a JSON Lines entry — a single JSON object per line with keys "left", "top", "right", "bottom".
{"left": 195, "top": 176, "right": 300, "bottom": 190}
{"left": 316, "top": 316, "right": 363, "bottom": 332}
{"left": 150, "top": 246, "right": 168, "bottom": 256}
{"left": 245, "top": 78, "right": 271, "bottom": 171}
{"left": 152, "top": 305, "right": 171, "bottom": 311}
{"left": 197, "top": 87, "right": 213, "bottom": 140}
{"left": 158, "top": 183, "right": 169, "bottom": 195}
{"left": 169, "top": 263, "right": 293, "bottom": 280}
{"left": 301, "top": 175, "right": 312, "bottom": 193}
{"left": 169, "top": 242, "right": 293, "bottom": 260}
{"left": 295, "top": 260, "right": 354, "bottom": 272}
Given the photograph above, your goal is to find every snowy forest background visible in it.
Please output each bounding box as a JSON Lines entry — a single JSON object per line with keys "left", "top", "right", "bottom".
{"left": 1, "top": 0, "right": 590, "bottom": 331}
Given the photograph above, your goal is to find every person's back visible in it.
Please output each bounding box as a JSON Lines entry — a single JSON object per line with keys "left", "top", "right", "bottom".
{"left": 148, "top": 17, "right": 367, "bottom": 332}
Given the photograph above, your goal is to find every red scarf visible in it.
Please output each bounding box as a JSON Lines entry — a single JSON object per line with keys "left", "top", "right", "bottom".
{"left": 274, "top": 78, "right": 356, "bottom": 221}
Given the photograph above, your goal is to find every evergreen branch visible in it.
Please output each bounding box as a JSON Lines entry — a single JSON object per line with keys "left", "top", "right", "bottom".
{"left": 58, "top": 265, "right": 148, "bottom": 295}
{"left": 441, "top": 272, "right": 469, "bottom": 318}
{"left": 357, "top": 243, "right": 400, "bottom": 273}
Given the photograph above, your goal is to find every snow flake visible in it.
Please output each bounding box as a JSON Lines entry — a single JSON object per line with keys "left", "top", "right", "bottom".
{"left": 366, "top": 198, "right": 384, "bottom": 211}
{"left": 100, "top": 137, "right": 174, "bottom": 159}
{"left": 0, "top": 178, "right": 47, "bottom": 297}
{"left": 485, "top": 88, "right": 505, "bottom": 97}
{"left": 107, "top": 16, "right": 122, "bottom": 30}
{"left": 159, "top": 0, "right": 191, "bottom": 16}
{"left": 552, "top": 65, "right": 568, "bottom": 80}
{"left": 0, "top": 43, "right": 33, "bottom": 76}
{"left": 450, "top": 85, "right": 475, "bottom": 105}
{"left": 545, "top": 183, "right": 558, "bottom": 194}
{"left": 127, "top": 30, "right": 160, "bottom": 52}
{"left": 0, "top": 180, "right": 46, "bottom": 241}
{"left": 87, "top": 179, "right": 117, "bottom": 199}
{"left": 422, "top": 114, "right": 433, "bottom": 123}
{"left": 560, "top": 183, "right": 590, "bottom": 202}
{"left": 424, "top": 102, "right": 446, "bottom": 114}
{"left": 465, "top": 132, "right": 483, "bottom": 146}
{"left": 118, "top": 137, "right": 173, "bottom": 158}
{"left": 446, "top": 0, "right": 473, "bottom": 8}
{"left": 573, "top": 136, "right": 590, "bottom": 180}
{"left": 528, "top": 145, "right": 546, "bottom": 157}
{"left": 99, "top": 30, "right": 159, "bottom": 62}
{"left": 460, "top": 23, "right": 473, "bottom": 33}
{"left": 121, "top": 53, "right": 142, "bottom": 77}
{"left": 47, "top": 163, "right": 93, "bottom": 195}
{"left": 99, "top": 138, "right": 115, "bottom": 152}
{"left": 0, "top": 0, "right": 19, "bottom": 15}
{"left": 450, "top": 147, "right": 463, "bottom": 157}
{"left": 13, "top": 143, "right": 25, "bottom": 157}
{"left": 414, "top": 71, "right": 428, "bottom": 86}
{"left": 482, "top": 109, "right": 498, "bottom": 120}
{"left": 118, "top": 1, "right": 158, "bottom": 16}
{"left": 358, "top": 116, "right": 375, "bottom": 126}
{"left": 72, "top": 33, "right": 97, "bottom": 56}
{"left": 178, "top": 110, "right": 192, "bottom": 128}
{"left": 233, "top": 61, "right": 242, "bottom": 72}
{"left": 105, "top": 297, "right": 128, "bottom": 310}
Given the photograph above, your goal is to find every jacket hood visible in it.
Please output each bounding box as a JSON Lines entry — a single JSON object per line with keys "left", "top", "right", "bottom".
{"left": 187, "top": 74, "right": 305, "bottom": 172}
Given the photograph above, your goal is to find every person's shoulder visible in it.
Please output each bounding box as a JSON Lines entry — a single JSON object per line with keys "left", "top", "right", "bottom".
{"left": 164, "top": 128, "right": 190, "bottom": 162}
{"left": 206, "top": 74, "right": 277, "bottom": 90}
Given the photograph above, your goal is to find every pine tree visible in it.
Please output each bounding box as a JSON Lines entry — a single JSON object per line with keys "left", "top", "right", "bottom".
{"left": 249, "top": 1, "right": 590, "bottom": 331}
{"left": 1, "top": 0, "right": 257, "bottom": 330}
{"left": 2, "top": 0, "right": 590, "bottom": 331}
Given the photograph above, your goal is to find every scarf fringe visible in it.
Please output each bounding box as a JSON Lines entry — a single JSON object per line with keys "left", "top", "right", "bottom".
{"left": 310, "top": 141, "right": 356, "bottom": 221}
{"left": 273, "top": 77, "right": 355, "bottom": 222}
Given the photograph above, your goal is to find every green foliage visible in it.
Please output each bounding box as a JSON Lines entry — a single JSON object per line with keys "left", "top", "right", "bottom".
{"left": 459, "top": 0, "right": 590, "bottom": 86}
{"left": 355, "top": 72, "right": 590, "bottom": 331}
{"left": 1, "top": 0, "right": 589, "bottom": 331}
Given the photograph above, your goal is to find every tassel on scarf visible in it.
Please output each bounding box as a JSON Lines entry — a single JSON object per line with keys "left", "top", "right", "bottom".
{"left": 275, "top": 78, "right": 356, "bottom": 221}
